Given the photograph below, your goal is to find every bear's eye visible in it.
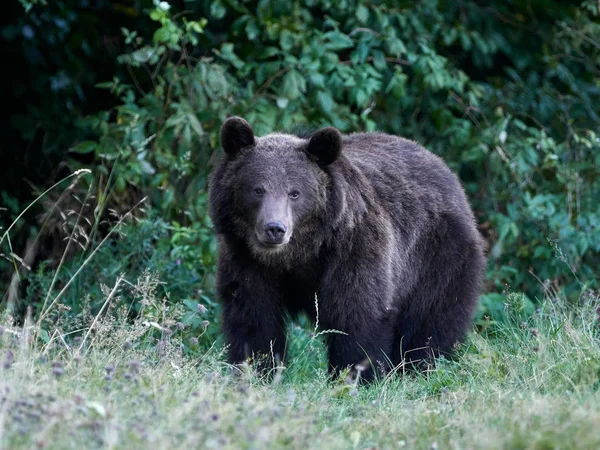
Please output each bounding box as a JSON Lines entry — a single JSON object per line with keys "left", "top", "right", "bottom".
{"left": 254, "top": 187, "right": 265, "bottom": 196}
{"left": 289, "top": 190, "right": 300, "bottom": 200}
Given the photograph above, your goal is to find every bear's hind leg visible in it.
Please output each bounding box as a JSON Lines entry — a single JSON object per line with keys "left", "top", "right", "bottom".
{"left": 392, "top": 244, "right": 485, "bottom": 370}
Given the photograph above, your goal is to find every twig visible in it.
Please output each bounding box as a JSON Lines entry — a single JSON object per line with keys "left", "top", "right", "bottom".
{"left": 37, "top": 184, "right": 93, "bottom": 322}
{"left": 127, "top": 63, "right": 147, "bottom": 97}
{"left": 340, "top": 56, "right": 410, "bottom": 66}
{"left": 254, "top": 67, "right": 291, "bottom": 98}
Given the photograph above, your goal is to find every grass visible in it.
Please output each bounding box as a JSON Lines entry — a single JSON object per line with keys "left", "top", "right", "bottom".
{"left": 1, "top": 278, "right": 600, "bottom": 450}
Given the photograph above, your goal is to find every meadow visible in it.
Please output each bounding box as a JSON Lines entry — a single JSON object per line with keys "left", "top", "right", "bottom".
{"left": 2, "top": 268, "right": 599, "bottom": 449}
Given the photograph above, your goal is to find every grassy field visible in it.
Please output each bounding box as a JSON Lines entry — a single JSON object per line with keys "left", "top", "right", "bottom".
{"left": 1, "top": 282, "right": 600, "bottom": 450}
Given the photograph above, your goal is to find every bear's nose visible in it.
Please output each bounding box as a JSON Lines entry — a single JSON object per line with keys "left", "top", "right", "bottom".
{"left": 264, "top": 222, "right": 287, "bottom": 243}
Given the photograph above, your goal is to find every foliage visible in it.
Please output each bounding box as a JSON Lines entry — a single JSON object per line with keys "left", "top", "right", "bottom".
{"left": 23, "top": 213, "right": 220, "bottom": 348}
{"left": 2, "top": 0, "right": 600, "bottom": 321}
{"left": 70, "top": 2, "right": 216, "bottom": 227}
{"left": 0, "top": 0, "right": 157, "bottom": 289}
{"left": 18, "top": 0, "right": 47, "bottom": 13}
{"left": 75, "top": 0, "right": 600, "bottom": 303}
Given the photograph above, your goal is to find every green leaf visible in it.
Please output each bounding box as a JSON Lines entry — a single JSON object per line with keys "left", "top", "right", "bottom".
{"left": 115, "top": 175, "right": 126, "bottom": 193}
{"left": 187, "top": 20, "right": 206, "bottom": 34}
{"left": 246, "top": 19, "right": 259, "bottom": 40}
{"left": 386, "top": 37, "right": 406, "bottom": 56}
{"left": 206, "top": 67, "right": 228, "bottom": 95}
{"left": 372, "top": 50, "right": 387, "bottom": 71}
{"left": 317, "top": 91, "right": 334, "bottom": 114}
{"left": 139, "top": 160, "right": 156, "bottom": 175}
{"left": 38, "top": 328, "right": 50, "bottom": 343}
{"left": 186, "top": 113, "right": 204, "bottom": 137}
{"left": 324, "top": 31, "right": 354, "bottom": 51}
{"left": 256, "top": 46, "right": 279, "bottom": 60}
{"left": 355, "top": 88, "right": 367, "bottom": 107}
{"left": 356, "top": 5, "right": 369, "bottom": 24}
{"left": 281, "top": 70, "right": 306, "bottom": 100}
{"left": 95, "top": 81, "right": 114, "bottom": 89}
{"left": 309, "top": 73, "right": 326, "bottom": 88}
{"left": 131, "top": 47, "right": 154, "bottom": 63}
{"left": 210, "top": 0, "right": 226, "bottom": 19}
{"left": 70, "top": 141, "right": 97, "bottom": 154}
{"left": 86, "top": 402, "right": 106, "bottom": 418}
{"left": 276, "top": 97, "right": 289, "bottom": 109}
{"left": 149, "top": 9, "right": 163, "bottom": 21}
{"left": 153, "top": 27, "right": 170, "bottom": 44}
{"left": 385, "top": 68, "right": 407, "bottom": 98}
{"left": 219, "top": 43, "right": 244, "bottom": 69}
{"left": 280, "top": 29, "right": 294, "bottom": 51}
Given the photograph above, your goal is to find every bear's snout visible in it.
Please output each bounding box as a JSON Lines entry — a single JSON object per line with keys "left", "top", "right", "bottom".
{"left": 263, "top": 221, "right": 287, "bottom": 244}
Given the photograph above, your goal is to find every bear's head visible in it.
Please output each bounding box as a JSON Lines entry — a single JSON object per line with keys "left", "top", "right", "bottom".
{"left": 216, "top": 116, "right": 343, "bottom": 259}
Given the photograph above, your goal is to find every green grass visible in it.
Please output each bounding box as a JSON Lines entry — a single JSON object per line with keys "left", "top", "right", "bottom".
{"left": 1, "top": 283, "right": 600, "bottom": 450}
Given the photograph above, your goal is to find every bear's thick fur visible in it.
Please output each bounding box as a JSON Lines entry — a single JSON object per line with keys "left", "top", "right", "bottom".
{"left": 209, "top": 117, "right": 486, "bottom": 380}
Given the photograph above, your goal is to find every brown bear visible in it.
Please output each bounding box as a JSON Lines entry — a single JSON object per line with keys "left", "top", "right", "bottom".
{"left": 209, "top": 116, "right": 487, "bottom": 381}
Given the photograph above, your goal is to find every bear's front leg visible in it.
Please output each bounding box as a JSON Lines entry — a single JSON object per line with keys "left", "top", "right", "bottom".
{"left": 216, "top": 257, "right": 286, "bottom": 375}
{"left": 325, "top": 321, "right": 394, "bottom": 382}
{"left": 319, "top": 283, "right": 395, "bottom": 382}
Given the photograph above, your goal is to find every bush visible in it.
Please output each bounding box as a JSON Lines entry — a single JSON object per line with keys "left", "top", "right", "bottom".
{"left": 23, "top": 212, "right": 220, "bottom": 349}
{"left": 3, "top": 0, "right": 599, "bottom": 324}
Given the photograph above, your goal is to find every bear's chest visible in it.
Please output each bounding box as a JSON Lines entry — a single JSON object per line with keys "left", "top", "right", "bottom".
{"left": 280, "top": 268, "right": 322, "bottom": 320}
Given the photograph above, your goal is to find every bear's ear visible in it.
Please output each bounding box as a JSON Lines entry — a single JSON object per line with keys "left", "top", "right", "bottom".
{"left": 220, "top": 116, "right": 256, "bottom": 157}
{"left": 306, "top": 127, "right": 342, "bottom": 166}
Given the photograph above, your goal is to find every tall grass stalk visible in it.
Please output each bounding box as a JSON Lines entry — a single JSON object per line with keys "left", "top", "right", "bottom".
{"left": 36, "top": 196, "right": 147, "bottom": 326}
{"left": 0, "top": 169, "right": 92, "bottom": 247}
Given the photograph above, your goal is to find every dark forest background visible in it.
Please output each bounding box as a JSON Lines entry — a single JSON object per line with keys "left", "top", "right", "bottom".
{"left": 1, "top": 0, "right": 599, "bottom": 344}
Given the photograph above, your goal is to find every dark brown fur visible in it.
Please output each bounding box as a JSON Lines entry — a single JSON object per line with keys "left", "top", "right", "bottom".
{"left": 209, "top": 117, "right": 487, "bottom": 381}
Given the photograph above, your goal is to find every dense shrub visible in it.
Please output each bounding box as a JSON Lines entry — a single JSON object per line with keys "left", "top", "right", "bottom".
{"left": 2, "top": 0, "right": 599, "bottom": 324}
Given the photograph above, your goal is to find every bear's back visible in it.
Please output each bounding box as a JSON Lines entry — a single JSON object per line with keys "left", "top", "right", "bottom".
{"left": 340, "top": 132, "right": 471, "bottom": 217}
